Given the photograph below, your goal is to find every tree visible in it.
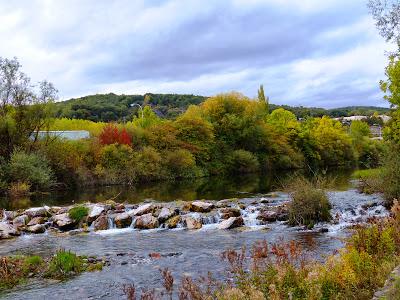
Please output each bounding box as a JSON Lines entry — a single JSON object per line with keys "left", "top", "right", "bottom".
{"left": 0, "top": 57, "right": 57, "bottom": 157}
{"left": 368, "top": 0, "right": 400, "bottom": 46}
{"left": 350, "top": 120, "right": 371, "bottom": 140}
{"left": 257, "top": 84, "right": 269, "bottom": 115}
{"left": 381, "top": 55, "right": 400, "bottom": 107}
{"left": 132, "top": 105, "right": 160, "bottom": 128}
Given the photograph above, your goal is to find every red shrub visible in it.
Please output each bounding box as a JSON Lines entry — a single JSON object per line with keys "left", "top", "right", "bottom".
{"left": 119, "top": 128, "right": 132, "bottom": 146}
{"left": 99, "top": 124, "right": 132, "bottom": 147}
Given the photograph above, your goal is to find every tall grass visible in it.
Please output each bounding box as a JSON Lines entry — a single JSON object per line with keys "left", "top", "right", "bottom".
{"left": 286, "top": 177, "right": 332, "bottom": 228}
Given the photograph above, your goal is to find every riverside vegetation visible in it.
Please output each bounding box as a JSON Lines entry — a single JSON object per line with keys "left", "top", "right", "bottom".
{"left": 0, "top": 249, "right": 105, "bottom": 292}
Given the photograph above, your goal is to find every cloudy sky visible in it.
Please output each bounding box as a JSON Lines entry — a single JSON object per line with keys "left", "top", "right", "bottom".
{"left": 0, "top": 0, "right": 394, "bottom": 108}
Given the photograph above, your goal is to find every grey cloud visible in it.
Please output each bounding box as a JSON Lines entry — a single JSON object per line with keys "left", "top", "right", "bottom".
{"left": 0, "top": 0, "right": 390, "bottom": 107}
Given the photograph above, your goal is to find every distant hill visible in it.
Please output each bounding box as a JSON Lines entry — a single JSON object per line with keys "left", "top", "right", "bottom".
{"left": 271, "top": 105, "right": 390, "bottom": 119}
{"left": 54, "top": 93, "right": 206, "bottom": 122}
{"left": 55, "top": 93, "right": 390, "bottom": 122}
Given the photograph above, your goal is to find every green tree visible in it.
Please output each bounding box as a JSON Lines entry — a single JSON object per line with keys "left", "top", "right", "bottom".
{"left": 132, "top": 105, "right": 160, "bottom": 128}
{"left": 9, "top": 151, "right": 55, "bottom": 190}
{"left": 350, "top": 120, "right": 371, "bottom": 140}
{"left": 0, "top": 57, "right": 57, "bottom": 157}
{"left": 257, "top": 84, "right": 269, "bottom": 115}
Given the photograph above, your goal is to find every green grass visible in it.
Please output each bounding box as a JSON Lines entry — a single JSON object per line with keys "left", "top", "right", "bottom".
{"left": 1, "top": 250, "right": 105, "bottom": 292}
{"left": 68, "top": 206, "right": 89, "bottom": 222}
{"left": 352, "top": 168, "right": 384, "bottom": 195}
{"left": 46, "top": 249, "right": 84, "bottom": 279}
{"left": 352, "top": 168, "right": 382, "bottom": 179}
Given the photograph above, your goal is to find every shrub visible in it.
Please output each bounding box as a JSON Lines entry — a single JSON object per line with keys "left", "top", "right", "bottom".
{"left": 8, "top": 182, "right": 31, "bottom": 198}
{"left": 381, "top": 144, "right": 400, "bottom": 206}
{"left": 162, "top": 149, "right": 197, "bottom": 179}
{"left": 9, "top": 151, "right": 55, "bottom": 191}
{"left": 22, "top": 256, "right": 43, "bottom": 273}
{"left": 356, "top": 139, "right": 385, "bottom": 169}
{"left": 97, "top": 144, "right": 136, "bottom": 184}
{"left": 68, "top": 206, "right": 89, "bottom": 222}
{"left": 37, "top": 138, "right": 95, "bottom": 187}
{"left": 133, "top": 146, "right": 162, "bottom": 181}
{"left": 99, "top": 123, "right": 132, "bottom": 146}
{"left": 46, "top": 249, "right": 84, "bottom": 279}
{"left": 352, "top": 168, "right": 384, "bottom": 194}
{"left": 287, "top": 177, "right": 331, "bottom": 228}
{"left": 226, "top": 149, "right": 260, "bottom": 174}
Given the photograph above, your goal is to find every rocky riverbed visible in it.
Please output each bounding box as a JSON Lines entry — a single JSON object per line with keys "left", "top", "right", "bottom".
{"left": 0, "top": 187, "right": 388, "bottom": 240}
{"left": 0, "top": 187, "right": 389, "bottom": 299}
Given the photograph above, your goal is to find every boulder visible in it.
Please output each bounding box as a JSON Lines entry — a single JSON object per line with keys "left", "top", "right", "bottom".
{"left": 27, "top": 216, "right": 45, "bottom": 226}
{"left": 190, "top": 201, "right": 214, "bottom": 213}
{"left": 24, "top": 207, "right": 48, "bottom": 218}
{"left": 12, "top": 215, "right": 29, "bottom": 228}
{"left": 134, "top": 213, "right": 159, "bottom": 229}
{"left": 257, "top": 211, "right": 278, "bottom": 223}
{"left": 361, "top": 202, "right": 378, "bottom": 210}
{"left": 115, "top": 203, "right": 125, "bottom": 211}
{"left": 0, "top": 222, "right": 20, "bottom": 239}
{"left": 166, "top": 215, "right": 181, "bottom": 228}
{"left": 128, "top": 204, "right": 153, "bottom": 217}
{"left": 238, "top": 203, "right": 246, "bottom": 210}
{"left": 218, "top": 217, "right": 244, "bottom": 230}
{"left": 27, "top": 224, "right": 46, "bottom": 234}
{"left": 114, "top": 213, "right": 132, "bottom": 228}
{"left": 52, "top": 213, "right": 76, "bottom": 230}
{"left": 3, "top": 211, "right": 17, "bottom": 221}
{"left": 219, "top": 207, "right": 241, "bottom": 219}
{"left": 93, "top": 215, "right": 109, "bottom": 231}
{"left": 158, "top": 207, "right": 176, "bottom": 222}
{"left": 215, "top": 199, "right": 232, "bottom": 208}
{"left": 88, "top": 205, "right": 105, "bottom": 222}
{"left": 185, "top": 216, "right": 202, "bottom": 230}
{"left": 49, "top": 206, "right": 64, "bottom": 214}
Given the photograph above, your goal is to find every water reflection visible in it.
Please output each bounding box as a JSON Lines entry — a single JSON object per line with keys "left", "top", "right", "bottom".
{"left": 0, "top": 169, "right": 354, "bottom": 210}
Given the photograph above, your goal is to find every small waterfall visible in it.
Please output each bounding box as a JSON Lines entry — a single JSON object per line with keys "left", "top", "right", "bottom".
{"left": 241, "top": 206, "right": 261, "bottom": 227}
{"left": 107, "top": 216, "right": 116, "bottom": 229}
{"left": 201, "top": 214, "right": 219, "bottom": 225}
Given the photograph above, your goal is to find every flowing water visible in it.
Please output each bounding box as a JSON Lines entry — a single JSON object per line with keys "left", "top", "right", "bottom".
{"left": 0, "top": 172, "right": 389, "bottom": 299}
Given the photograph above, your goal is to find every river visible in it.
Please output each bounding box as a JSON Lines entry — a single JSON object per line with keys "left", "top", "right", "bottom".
{"left": 0, "top": 172, "right": 388, "bottom": 299}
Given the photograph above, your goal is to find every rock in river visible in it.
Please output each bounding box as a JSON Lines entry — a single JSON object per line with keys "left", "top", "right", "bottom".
{"left": 166, "top": 215, "right": 181, "bottom": 228}
{"left": 257, "top": 211, "right": 278, "bottom": 223}
{"left": 184, "top": 216, "right": 202, "bottom": 229}
{"left": 128, "top": 204, "right": 154, "bottom": 217}
{"left": 219, "top": 207, "right": 241, "bottom": 219}
{"left": 12, "top": 215, "right": 29, "bottom": 229}
{"left": 0, "top": 222, "right": 20, "bottom": 239}
{"left": 114, "top": 213, "right": 132, "bottom": 228}
{"left": 27, "top": 224, "right": 46, "bottom": 234}
{"left": 52, "top": 213, "right": 76, "bottom": 230}
{"left": 27, "top": 216, "right": 46, "bottom": 226}
{"left": 24, "top": 207, "right": 48, "bottom": 218}
{"left": 190, "top": 201, "right": 214, "bottom": 213}
{"left": 88, "top": 205, "right": 105, "bottom": 222}
{"left": 135, "top": 213, "right": 159, "bottom": 229}
{"left": 93, "top": 215, "right": 109, "bottom": 231}
{"left": 158, "top": 207, "right": 176, "bottom": 222}
{"left": 218, "top": 217, "right": 244, "bottom": 229}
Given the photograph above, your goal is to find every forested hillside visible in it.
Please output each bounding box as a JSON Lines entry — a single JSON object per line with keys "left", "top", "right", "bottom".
{"left": 54, "top": 93, "right": 206, "bottom": 122}
{"left": 55, "top": 93, "right": 390, "bottom": 122}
